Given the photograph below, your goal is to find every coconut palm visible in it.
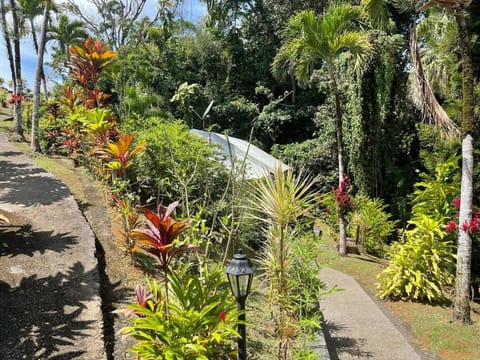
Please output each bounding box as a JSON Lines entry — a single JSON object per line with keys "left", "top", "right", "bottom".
{"left": 18, "top": 0, "right": 43, "bottom": 51}
{"left": 0, "top": 0, "right": 15, "bottom": 92}
{"left": 416, "top": 11, "right": 459, "bottom": 101}
{"left": 18, "top": 0, "right": 51, "bottom": 99}
{"left": 272, "top": 3, "right": 373, "bottom": 256}
{"left": 47, "top": 14, "right": 87, "bottom": 60}
{"left": 3, "top": 0, "right": 25, "bottom": 141}
{"left": 31, "top": 0, "right": 51, "bottom": 152}
{"left": 448, "top": 0, "right": 474, "bottom": 326}
{"left": 413, "top": 0, "right": 474, "bottom": 325}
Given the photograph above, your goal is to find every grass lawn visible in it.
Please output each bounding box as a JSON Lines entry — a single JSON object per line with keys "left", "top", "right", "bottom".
{"left": 0, "top": 108, "right": 13, "bottom": 127}
{"left": 319, "top": 226, "right": 480, "bottom": 360}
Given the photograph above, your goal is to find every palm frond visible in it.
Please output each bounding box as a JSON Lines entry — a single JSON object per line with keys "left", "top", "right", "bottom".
{"left": 323, "top": 3, "right": 365, "bottom": 36}
{"left": 410, "top": 25, "right": 459, "bottom": 135}
{"left": 330, "top": 32, "right": 373, "bottom": 70}
{"left": 361, "top": 0, "right": 391, "bottom": 29}
{"left": 271, "top": 38, "right": 302, "bottom": 82}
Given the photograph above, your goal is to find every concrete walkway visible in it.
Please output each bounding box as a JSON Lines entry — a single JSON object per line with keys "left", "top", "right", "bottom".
{"left": 320, "top": 267, "right": 437, "bottom": 360}
{"left": 0, "top": 133, "right": 105, "bottom": 359}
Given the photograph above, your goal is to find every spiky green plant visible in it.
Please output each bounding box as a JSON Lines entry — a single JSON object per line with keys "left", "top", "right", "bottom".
{"left": 246, "top": 165, "right": 318, "bottom": 359}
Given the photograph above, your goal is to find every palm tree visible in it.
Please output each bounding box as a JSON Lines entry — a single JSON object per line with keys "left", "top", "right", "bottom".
{"left": 364, "top": 0, "right": 475, "bottom": 324}
{"left": 7, "top": 0, "right": 24, "bottom": 141}
{"left": 413, "top": 0, "right": 474, "bottom": 325}
{"left": 47, "top": 15, "right": 87, "bottom": 60}
{"left": 272, "top": 4, "right": 373, "bottom": 256}
{"left": 31, "top": 0, "right": 50, "bottom": 153}
{"left": 18, "top": 0, "right": 50, "bottom": 99}
{"left": 0, "top": 0, "right": 15, "bottom": 92}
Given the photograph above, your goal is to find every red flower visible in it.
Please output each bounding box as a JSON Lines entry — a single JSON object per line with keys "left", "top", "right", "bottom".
{"left": 219, "top": 311, "right": 226, "bottom": 323}
{"left": 8, "top": 94, "right": 24, "bottom": 104}
{"left": 460, "top": 217, "right": 480, "bottom": 232}
{"left": 452, "top": 198, "right": 461, "bottom": 208}
{"left": 335, "top": 175, "right": 353, "bottom": 212}
{"left": 446, "top": 221, "right": 457, "bottom": 233}
{"left": 471, "top": 217, "right": 480, "bottom": 231}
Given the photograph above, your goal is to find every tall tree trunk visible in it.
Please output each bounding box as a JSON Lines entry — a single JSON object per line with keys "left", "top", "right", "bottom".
{"left": 29, "top": 17, "right": 49, "bottom": 100}
{"left": 453, "top": 8, "right": 474, "bottom": 324}
{"left": 10, "top": 0, "right": 24, "bottom": 141}
{"left": 455, "top": 135, "right": 473, "bottom": 324}
{"left": 1, "top": 0, "right": 16, "bottom": 92}
{"left": 31, "top": 3, "right": 49, "bottom": 153}
{"left": 331, "top": 68, "right": 348, "bottom": 257}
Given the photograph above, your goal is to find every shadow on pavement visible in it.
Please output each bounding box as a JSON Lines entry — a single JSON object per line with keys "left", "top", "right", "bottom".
{"left": 0, "top": 262, "right": 96, "bottom": 359}
{"left": 0, "top": 158, "right": 71, "bottom": 206}
{"left": 0, "top": 224, "right": 78, "bottom": 257}
{"left": 323, "top": 320, "right": 373, "bottom": 359}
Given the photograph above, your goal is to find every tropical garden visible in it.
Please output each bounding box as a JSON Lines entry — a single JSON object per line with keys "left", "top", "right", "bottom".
{"left": 0, "top": 0, "right": 480, "bottom": 359}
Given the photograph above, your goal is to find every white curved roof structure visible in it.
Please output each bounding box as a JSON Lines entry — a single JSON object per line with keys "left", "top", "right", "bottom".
{"left": 190, "top": 129, "right": 289, "bottom": 179}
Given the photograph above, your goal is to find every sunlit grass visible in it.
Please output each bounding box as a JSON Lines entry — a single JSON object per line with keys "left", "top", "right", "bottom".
{"left": 0, "top": 119, "right": 13, "bottom": 131}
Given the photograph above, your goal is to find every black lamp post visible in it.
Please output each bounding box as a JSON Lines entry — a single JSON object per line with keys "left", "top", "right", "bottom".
{"left": 225, "top": 249, "right": 256, "bottom": 360}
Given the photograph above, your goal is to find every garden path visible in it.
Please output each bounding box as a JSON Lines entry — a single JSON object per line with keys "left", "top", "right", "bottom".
{"left": 320, "top": 267, "right": 438, "bottom": 360}
{"left": 0, "top": 133, "right": 105, "bottom": 359}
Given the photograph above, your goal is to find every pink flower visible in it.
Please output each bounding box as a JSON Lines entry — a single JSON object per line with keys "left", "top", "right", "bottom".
{"left": 446, "top": 221, "right": 457, "bottom": 233}
{"left": 452, "top": 198, "right": 461, "bottom": 208}
{"left": 113, "top": 284, "right": 153, "bottom": 318}
{"left": 8, "top": 94, "right": 23, "bottom": 104}
{"left": 135, "top": 284, "right": 153, "bottom": 308}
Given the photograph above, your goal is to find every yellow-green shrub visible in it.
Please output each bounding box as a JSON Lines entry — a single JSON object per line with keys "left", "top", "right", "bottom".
{"left": 377, "top": 215, "right": 455, "bottom": 302}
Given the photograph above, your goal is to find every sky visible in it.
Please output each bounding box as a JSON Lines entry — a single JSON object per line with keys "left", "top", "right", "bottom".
{"left": 0, "top": 0, "right": 206, "bottom": 91}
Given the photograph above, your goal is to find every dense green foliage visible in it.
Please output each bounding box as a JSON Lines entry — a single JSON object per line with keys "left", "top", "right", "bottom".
{"left": 129, "top": 118, "right": 229, "bottom": 213}
{"left": 377, "top": 157, "right": 459, "bottom": 302}
{"left": 377, "top": 215, "right": 455, "bottom": 302}
{"left": 351, "top": 195, "right": 398, "bottom": 257}
{"left": 121, "top": 265, "right": 240, "bottom": 359}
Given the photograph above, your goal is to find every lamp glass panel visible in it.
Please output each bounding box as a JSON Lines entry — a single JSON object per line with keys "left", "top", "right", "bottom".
{"left": 238, "top": 274, "right": 250, "bottom": 297}
{"left": 227, "top": 273, "right": 239, "bottom": 298}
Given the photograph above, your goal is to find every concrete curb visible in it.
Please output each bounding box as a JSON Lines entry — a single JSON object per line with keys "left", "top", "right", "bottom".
{"left": 312, "top": 313, "right": 331, "bottom": 359}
